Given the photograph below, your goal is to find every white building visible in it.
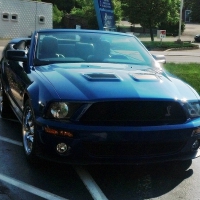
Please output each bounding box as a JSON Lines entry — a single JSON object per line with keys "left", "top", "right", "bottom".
{"left": 0, "top": 0, "right": 52, "bottom": 38}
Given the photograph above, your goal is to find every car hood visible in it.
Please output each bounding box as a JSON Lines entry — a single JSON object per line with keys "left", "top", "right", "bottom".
{"left": 36, "top": 63, "right": 199, "bottom": 101}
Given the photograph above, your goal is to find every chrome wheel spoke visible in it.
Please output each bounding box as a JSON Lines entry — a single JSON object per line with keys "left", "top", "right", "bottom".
{"left": 23, "top": 106, "right": 35, "bottom": 155}
{"left": 26, "top": 134, "right": 34, "bottom": 143}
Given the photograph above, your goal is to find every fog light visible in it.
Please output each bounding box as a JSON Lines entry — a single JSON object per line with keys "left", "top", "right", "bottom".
{"left": 192, "top": 140, "right": 200, "bottom": 150}
{"left": 56, "top": 143, "right": 68, "bottom": 154}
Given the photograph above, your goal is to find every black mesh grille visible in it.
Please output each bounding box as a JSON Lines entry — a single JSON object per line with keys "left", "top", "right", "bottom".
{"left": 79, "top": 101, "right": 187, "bottom": 126}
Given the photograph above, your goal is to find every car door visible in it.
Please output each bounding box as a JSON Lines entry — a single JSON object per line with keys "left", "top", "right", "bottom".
{"left": 2, "top": 40, "right": 31, "bottom": 117}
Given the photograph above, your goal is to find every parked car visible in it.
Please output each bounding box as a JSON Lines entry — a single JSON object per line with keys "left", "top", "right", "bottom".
{"left": 194, "top": 34, "right": 200, "bottom": 42}
{"left": 1, "top": 29, "right": 200, "bottom": 165}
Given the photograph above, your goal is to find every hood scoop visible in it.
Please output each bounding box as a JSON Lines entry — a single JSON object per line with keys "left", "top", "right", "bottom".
{"left": 130, "top": 73, "right": 160, "bottom": 82}
{"left": 83, "top": 73, "right": 120, "bottom": 81}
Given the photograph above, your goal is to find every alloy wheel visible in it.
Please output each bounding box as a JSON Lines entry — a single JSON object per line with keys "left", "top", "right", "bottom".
{"left": 22, "top": 106, "right": 35, "bottom": 155}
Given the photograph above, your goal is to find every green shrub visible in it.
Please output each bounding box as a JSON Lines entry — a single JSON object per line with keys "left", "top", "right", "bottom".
{"left": 158, "top": 22, "right": 185, "bottom": 36}
{"left": 142, "top": 41, "right": 196, "bottom": 51}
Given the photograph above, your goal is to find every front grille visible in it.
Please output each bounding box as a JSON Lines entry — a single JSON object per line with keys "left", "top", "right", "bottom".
{"left": 79, "top": 101, "right": 187, "bottom": 126}
{"left": 83, "top": 141, "right": 186, "bottom": 157}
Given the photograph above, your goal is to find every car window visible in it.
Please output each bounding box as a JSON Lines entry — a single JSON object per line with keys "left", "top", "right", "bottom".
{"left": 34, "top": 31, "right": 153, "bottom": 67}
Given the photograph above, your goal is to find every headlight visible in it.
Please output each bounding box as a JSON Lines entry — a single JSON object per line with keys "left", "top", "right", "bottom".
{"left": 45, "top": 102, "right": 82, "bottom": 119}
{"left": 51, "top": 102, "right": 68, "bottom": 118}
{"left": 186, "top": 101, "right": 200, "bottom": 118}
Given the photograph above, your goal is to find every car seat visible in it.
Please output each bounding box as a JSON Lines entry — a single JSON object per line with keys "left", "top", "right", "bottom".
{"left": 87, "top": 40, "right": 110, "bottom": 62}
{"left": 40, "top": 36, "right": 58, "bottom": 59}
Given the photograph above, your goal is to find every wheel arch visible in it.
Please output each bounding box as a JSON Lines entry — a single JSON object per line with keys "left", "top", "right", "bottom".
{"left": 23, "top": 82, "right": 40, "bottom": 117}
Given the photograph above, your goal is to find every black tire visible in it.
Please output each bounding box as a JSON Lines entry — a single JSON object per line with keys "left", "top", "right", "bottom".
{"left": 22, "top": 100, "right": 38, "bottom": 163}
{"left": 0, "top": 80, "right": 14, "bottom": 118}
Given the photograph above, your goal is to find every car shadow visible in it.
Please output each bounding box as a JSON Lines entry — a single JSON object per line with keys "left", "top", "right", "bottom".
{"left": 85, "top": 161, "right": 193, "bottom": 200}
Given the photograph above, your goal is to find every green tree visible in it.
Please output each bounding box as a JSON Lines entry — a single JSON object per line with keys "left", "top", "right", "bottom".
{"left": 34, "top": 0, "right": 123, "bottom": 29}
{"left": 33, "top": 0, "right": 65, "bottom": 27}
{"left": 184, "top": 0, "right": 193, "bottom": 8}
{"left": 112, "top": 0, "right": 124, "bottom": 22}
{"left": 70, "top": 0, "right": 123, "bottom": 29}
{"left": 41, "top": 0, "right": 75, "bottom": 13}
{"left": 53, "top": 5, "right": 64, "bottom": 27}
{"left": 121, "top": 0, "right": 180, "bottom": 41}
{"left": 184, "top": 0, "right": 200, "bottom": 22}
{"left": 70, "top": 0, "right": 98, "bottom": 29}
{"left": 159, "top": 0, "right": 184, "bottom": 36}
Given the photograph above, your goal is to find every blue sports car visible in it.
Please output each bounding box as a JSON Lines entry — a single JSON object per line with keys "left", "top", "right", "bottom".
{"left": 1, "top": 29, "right": 200, "bottom": 165}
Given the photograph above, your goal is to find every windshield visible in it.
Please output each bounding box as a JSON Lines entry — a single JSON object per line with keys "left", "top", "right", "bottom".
{"left": 34, "top": 31, "right": 153, "bottom": 66}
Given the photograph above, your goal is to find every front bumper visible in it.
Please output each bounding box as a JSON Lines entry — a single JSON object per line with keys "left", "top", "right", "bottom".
{"left": 34, "top": 117, "right": 200, "bottom": 165}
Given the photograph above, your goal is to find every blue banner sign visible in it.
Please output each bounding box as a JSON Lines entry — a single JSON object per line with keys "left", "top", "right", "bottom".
{"left": 94, "top": 0, "right": 116, "bottom": 30}
{"left": 100, "top": 11, "right": 115, "bottom": 28}
{"left": 98, "top": 0, "right": 112, "bottom": 10}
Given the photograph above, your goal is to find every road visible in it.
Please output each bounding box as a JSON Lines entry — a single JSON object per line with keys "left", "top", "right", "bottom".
{"left": 150, "top": 48, "right": 200, "bottom": 63}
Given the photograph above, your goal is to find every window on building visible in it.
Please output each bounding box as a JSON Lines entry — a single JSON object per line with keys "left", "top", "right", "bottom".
{"left": 38, "top": 15, "right": 45, "bottom": 24}
{"left": 11, "top": 14, "right": 18, "bottom": 21}
{"left": 2, "top": 12, "right": 9, "bottom": 20}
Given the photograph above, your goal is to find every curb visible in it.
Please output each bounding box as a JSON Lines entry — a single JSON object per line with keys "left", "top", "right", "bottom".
{"left": 165, "top": 45, "right": 199, "bottom": 52}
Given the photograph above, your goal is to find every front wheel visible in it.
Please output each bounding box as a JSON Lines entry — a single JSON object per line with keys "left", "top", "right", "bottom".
{"left": 22, "top": 100, "right": 38, "bottom": 163}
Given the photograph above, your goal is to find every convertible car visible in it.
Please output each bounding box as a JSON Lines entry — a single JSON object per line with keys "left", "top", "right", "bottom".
{"left": 1, "top": 29, "right": 200, "bottom": 165}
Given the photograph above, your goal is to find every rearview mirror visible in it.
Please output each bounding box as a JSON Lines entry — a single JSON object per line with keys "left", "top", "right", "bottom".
{"left": 152, "top": 54, "right": 166, "bottom": 64}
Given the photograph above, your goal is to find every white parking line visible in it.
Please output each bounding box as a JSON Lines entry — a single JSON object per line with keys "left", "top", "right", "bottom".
{"left": 0, "top": 173, "right": 68, "bottom": 200}
{"left": 75, "top": 166, "right": 108, "bottom": 200}
{"left": 0, "top": 135, "right": 22, "bottom": 146}
{"left": 0, "top": 135, "right": 109, "bottom": 200}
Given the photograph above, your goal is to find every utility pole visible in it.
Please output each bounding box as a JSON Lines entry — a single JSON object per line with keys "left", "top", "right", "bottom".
{"left": 178, "top": 0, "right": 184, "bottom": 42}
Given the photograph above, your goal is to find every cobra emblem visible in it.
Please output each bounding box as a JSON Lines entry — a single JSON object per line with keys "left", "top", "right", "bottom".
{"left": 165, "top": 106, "right": 172, "bottom": 117}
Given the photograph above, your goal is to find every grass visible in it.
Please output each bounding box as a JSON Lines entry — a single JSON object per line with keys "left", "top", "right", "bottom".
{"left": 142, "top": 41, "right": 197, "bottom": 50}
{"left": 164, "top": 63, "right": 200, "bottom": 94}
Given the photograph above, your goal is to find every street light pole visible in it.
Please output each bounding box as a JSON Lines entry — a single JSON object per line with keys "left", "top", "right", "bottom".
{"left": 178, "top": 0, "right": 184, "bottom": 42}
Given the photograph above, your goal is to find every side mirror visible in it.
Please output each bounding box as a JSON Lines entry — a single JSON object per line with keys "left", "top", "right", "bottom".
{"left": 6, "top": 50, "right": 27, "bottom": 62}
{"left": 152, "top": 54, "right": 166, "bottom": 64}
